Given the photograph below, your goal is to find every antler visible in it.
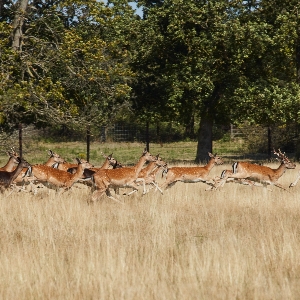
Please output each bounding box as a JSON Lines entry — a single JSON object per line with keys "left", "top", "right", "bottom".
{"left": 101, "top": 152, "right": 113, "bottom": 159}
{"left": 273, "top": 148, "right": 288, "bottom": 160}
{"left": 8, "top": 147, "right": 18, "bottom": 156}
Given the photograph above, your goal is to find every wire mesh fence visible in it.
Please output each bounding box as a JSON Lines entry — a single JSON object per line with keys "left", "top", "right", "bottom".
{"left": 0, "top": 123, "right": 299, "bottom": 160}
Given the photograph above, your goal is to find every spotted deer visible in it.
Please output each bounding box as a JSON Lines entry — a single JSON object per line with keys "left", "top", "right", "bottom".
{"left": 90, "top": 149, "right": 157, "bottom": 203}
{"left": 0, "top": 148, "right": 19, "bottom": 172}
{"left": 28, "top": 158, "right": 93, "bottom": 192}
{"left": 213, "top": 149, "right": 295, "bottom": 191}
{"left": 0, "top": 158, "right": 30, "bottom": 192}
{"left": 160, "top": 153, "right": 223, "bottom": 190}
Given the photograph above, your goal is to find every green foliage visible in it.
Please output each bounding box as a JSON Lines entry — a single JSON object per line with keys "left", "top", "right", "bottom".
{"left": 1, "top": 0, "right": 300, "bottom": 158}
{"left": 0, "top": 0, "right": 134, "bottom": 134}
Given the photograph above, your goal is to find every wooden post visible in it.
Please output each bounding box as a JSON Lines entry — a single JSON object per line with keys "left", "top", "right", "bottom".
{"left": 87, "top": 126, "right": 90, "bottom": 162}
{"left": 267, "top": 126, "right": 272, "bottom": 161}
{"left": 19, "top": 123, "right": 23, "bottom": 158}
{"left": 146, "top": 121, "right": 150, "bottom": 152}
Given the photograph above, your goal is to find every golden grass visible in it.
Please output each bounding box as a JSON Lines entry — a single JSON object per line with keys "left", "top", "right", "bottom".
{"left": 1, "top": 163, "right": 300, "bottom": 299}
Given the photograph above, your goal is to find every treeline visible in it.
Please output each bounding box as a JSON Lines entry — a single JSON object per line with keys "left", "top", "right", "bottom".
{"left": 0, "top": 0, "right": 299, "bottom": 161}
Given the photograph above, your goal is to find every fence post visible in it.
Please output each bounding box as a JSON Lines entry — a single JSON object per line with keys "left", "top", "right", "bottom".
{"left": 146, "top": 121, "right": 150, "bottom": 152}
{"left": 18, "top": 123, "right": 23, "bottom": 158}
{"left": 268, "top": 126, "right": 272, "bottom": 160}
{"left": 86, "top": 125, "right": 90, "bottom": 162}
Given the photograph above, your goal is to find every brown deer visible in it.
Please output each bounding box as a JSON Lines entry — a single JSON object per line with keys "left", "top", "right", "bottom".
{"left": 135, "top": 155, "right": 167, "bottom": 194}
{"left": 13, "top": 149, "right": 66, "bottom": 186}
{"left": 0, "top": 157, "right": 30, "bottom": 192}
{"left": 160, "top": 153, "right": 223, "bottom": 190}
{"left": 213, "top": 149, "right": 296, "bottom": 191}
{"left": 66, "top": 153, "right": 119, "bottom": 180}
{"left": 28, "top": 158, "right": 93, "bottom": 192}
{"left": 90, "top": 149, "right": 157, "bottom": 203}
{"left": 0, "top": 148, "right": 19, "bottom": 172}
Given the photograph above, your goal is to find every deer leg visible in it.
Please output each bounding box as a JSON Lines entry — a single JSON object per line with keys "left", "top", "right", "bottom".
{"left": 127, "top": 188, "right": 138, "bottom": 196}
{"left": 135, "top": 178, "right": 146, "bottom": 194}
{"left": 274, "top": 183, "right": 290, "bottom": 192}
{"left": 289, "top": 171, "right": 300, "bottom": 188}
{"left": 91, "top": 188, "right": 106, "bottom": 203}
{"left": 151, "top": 181, "right": 163, "bottom": 194}
{"left": 105, "top": 189, "right": 124, "bottom": 204}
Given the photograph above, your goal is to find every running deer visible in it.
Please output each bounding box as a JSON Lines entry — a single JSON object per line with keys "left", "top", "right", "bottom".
{"left": 13, "top": 149, "right": 66, "bottom": 185}
{"left": 56, "top": 150, "right": 105, "bottom": 172}
{"left": 135, "top": 155, "right": 167, "bottom": 194}
{"left": 160, "top": 153, "right": 223, "bottom": 190}
{"left": 213, "top": 149, "right": 296, "bottom": 191}
{"left": 90, "top": 149, "right": 157, "bottom": 203}
{"left": 66, "top": 153, "right": 120, "bottom": 180}
{"left": 0, "top": 157, "right": 30, "bottom": 192}
{"left": 0, "top": 148, "right": 19, "bottom": 172}
{"left": 29, "top": 158, "right": 93, "bottom": 191}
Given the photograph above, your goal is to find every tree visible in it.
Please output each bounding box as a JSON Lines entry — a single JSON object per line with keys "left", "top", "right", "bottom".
{"left": 0, "top": 0, "right": 134, "bottom": 156}
{"left": 132, "top": 0, "right": 300, "bottom": 161}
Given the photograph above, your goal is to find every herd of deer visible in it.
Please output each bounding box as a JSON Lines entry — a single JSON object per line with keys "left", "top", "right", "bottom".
{"left": 0, "top": 147, "right": 299, "bottom": 203}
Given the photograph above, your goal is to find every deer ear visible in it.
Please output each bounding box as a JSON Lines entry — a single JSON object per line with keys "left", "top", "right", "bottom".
{"left": 76, "top": 158, "right": 81, "bottom": 164}
{"left": 208, "top": 152, "right": 213, "bottom": 157}
{"left": 48, "top": 150, "right": 53, "bottom": 156}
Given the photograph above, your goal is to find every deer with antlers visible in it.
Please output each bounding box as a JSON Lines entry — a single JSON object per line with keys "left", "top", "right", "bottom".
{"left": 90, "top": 149, "right": 157, "bottom": 203}
{"left": 0, "top": 157, "right": 30, "bottom": 192}
{"left": 160, "top": 153, "right": 223, "bottom": 190}
{"left": 213, "top": 149, "right": 296, "bottom": 191}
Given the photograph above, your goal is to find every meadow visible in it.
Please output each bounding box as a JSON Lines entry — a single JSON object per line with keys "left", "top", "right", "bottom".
{"left": 0, "top": 141, "right": 300, "bottom": 299}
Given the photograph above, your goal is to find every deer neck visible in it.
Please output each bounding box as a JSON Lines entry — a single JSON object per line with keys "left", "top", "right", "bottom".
{"left": 204, "top": 158, "right": 215, "bottom": 172}
{"left": 143, "top": 161, "right": 156, "bottom": 174}
{"left": 44, "top": 156, "right": 57, "bottom": 167}
{"left": 3, "top": 157, "right": 16, "bottom": 171}
{"left": 72, "top": 163, "right": 85, "bottom": 180}
{"left": 275, "top": 162, "right": 287, "bottom": 176}
{"left": 133, "top": 156, "right": 148, "bottom": 176}
{"left": 101, "top": 159, "right": 110, "bottom": 169}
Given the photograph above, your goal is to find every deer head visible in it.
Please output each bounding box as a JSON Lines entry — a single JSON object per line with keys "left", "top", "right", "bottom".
{"left": 273, "top": 149, "right": 296, "bottom": 169}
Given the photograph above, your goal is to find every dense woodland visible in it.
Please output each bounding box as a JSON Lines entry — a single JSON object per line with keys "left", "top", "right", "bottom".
{"left": 0, "top": 0, "right": 299, "bottom": 161}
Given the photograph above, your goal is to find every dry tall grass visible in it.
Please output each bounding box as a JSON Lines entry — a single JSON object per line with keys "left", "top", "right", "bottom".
{"left": 1, "top": 163, "right": 300, "bottom": 299}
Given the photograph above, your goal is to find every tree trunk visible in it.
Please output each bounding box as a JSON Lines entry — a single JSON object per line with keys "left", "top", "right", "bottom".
{"left": 195, "top": 113, "right": 213, "bottom": 163}
{"left": 195, "top": 84, "right": 221, "bottom": 163}
{"left": 296, "top": 25, "right": 300, "bottom": 84}
{"left": 11, "top": 0, "right": 28, "bottom": 51}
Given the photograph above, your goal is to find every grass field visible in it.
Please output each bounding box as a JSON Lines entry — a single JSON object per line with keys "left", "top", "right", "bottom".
{"left": 0, "top": 142, "right": 300, "bottom": 299}
{"left": 0, "top": 140, "right": 250, "bottom": 166}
